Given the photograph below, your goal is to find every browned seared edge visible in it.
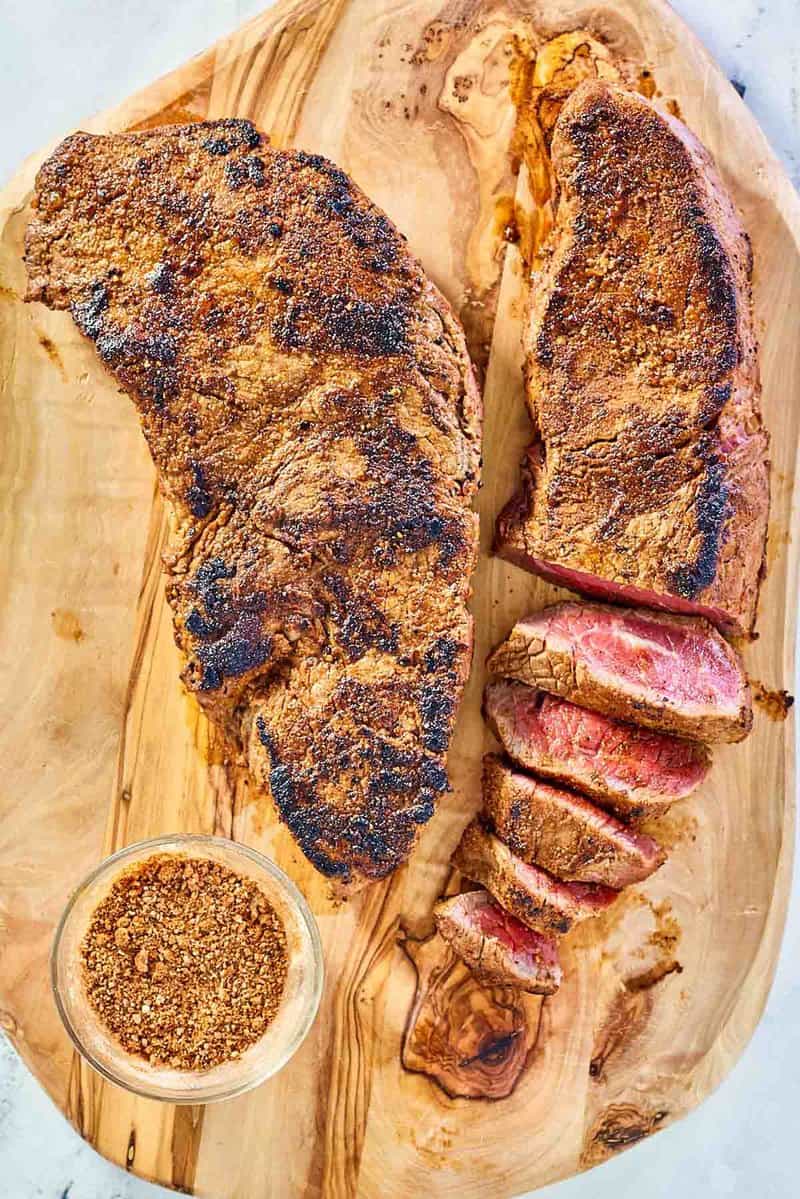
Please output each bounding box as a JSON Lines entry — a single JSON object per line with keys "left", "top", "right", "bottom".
{"left": 25, "top": 120, "right": 481, "bottom": 888}
{"left": 497, "top": 80, "right": 769, "bottom": 636}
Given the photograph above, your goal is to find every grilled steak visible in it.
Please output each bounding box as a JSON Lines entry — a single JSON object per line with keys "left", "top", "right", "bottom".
{"left": 25, "top": 121, "right": 482, "bottom": 887}
{"left": 433, "top": 890, "right": 562, "bottom": 994}
{"left": 496, "top": 81, "right": 769, "bottom": 636}
{"left": 452, "top": 821, "right": 618, "bottom": 936}
{"left": 482, "top": 754, "right": 665, "bottom": 887}
{"left": 488, "top": 601, "right": 752, "bottom": 743}
{"left": 485, "top": 681, "right": 710, "bottom": 821}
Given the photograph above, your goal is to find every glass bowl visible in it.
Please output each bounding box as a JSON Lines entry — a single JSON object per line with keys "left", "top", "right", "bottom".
{"left": 51, "top": 834, "right": 323, "bottom": 1103}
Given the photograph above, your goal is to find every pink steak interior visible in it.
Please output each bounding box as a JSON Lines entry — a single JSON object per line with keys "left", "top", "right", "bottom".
{"left": 474, "top": 898, "right": 560, "bottom": 968}
{"left": 513, "top": 854, "right": 618, "bottom": 911}
{"left": 503, "top": 547, "right": 738, "bottom": 634}
{"left": 543, "top": 604, "right": 741, "bottom": 709}
{"left": 527, "top": 690, "right": 709, "bottom": 797}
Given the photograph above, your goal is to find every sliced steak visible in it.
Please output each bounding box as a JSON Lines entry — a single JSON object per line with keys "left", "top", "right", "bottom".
{"left": 452, "top": 821, "right": 618, "bottom": 936}
{"left": 496, "top": 80, "right": 769, "bottom": 636}
{"left": 433, "top": 890, "right": 563, "bottom": 994}
{"left": 482, "top": 754, "right": 665, "bottom": 887}
{"left": 25, "top": 121, "right": 482, "bottom": 888}
{"left": 488, "top": 601, "right": 752, "bottom": 743}
{"left": 485, "top": 680, "right": 710, "bottom": 821}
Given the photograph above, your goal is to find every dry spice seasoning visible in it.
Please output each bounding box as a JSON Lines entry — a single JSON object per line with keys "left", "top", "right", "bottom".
{"left": 80, "top": 854, "right": 289, "bottom": 1070}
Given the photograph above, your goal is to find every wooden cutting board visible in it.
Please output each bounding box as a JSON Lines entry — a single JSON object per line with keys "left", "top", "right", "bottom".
{"left": 1, "top": 1, "right": 798, "bottom": 1195}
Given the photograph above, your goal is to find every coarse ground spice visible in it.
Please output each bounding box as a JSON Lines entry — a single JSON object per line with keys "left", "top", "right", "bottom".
{"left": 80, "top": 854, "right": 289, "bottom": 1071}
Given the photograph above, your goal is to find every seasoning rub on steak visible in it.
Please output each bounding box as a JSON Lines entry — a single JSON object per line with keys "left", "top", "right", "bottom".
{"left": 452, "top": 821, "right": 618, "bottom": 937}
{"left": 25, "top": 120, "right": 482, "bottom": 887}
{"left": 497, "top": 81, "right": 769, "bottom": 636}
{"left": 483, "top": 755, "right": 665, "bottom": 888}
{"left": 488, "top": 601, "right": 752, "bottom": 743}
{"left": 434, "top": 890, "right": 563, "bottom": 995}
{"left": 485, "top": 681, "right": 710, "bottom": 821}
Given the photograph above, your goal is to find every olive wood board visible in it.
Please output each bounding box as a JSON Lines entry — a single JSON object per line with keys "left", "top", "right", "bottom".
{"left": 1, "top": 1, "right": 798, "bottom": 1196}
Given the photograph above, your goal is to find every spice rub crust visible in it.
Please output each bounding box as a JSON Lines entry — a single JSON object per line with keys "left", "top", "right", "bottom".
{"left": 26, "top": 120, "right": 482, "bottom": 885}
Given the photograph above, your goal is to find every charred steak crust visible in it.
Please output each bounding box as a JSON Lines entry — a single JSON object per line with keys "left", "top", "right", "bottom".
{"left": 26, "top": 120, "right": 482, "bottom": 885}
{"left": 496, "top": 82, "right": 769, "bottom": 636}
{"left": 452, "top": 821, "right": 618, "bottom": 937}
{"left": 481, "top": 754, "right": 665, "bottom": 888}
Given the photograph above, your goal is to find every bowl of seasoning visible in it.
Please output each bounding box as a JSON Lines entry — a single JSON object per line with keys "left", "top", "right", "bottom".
{"left": 51, "top": 834, "right": 323, "bottom": 1103}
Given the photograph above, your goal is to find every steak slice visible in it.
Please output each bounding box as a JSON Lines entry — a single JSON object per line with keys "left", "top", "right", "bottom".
{"left": 452, "top": 821, "right": 618, "bottom": 936}
{"left": 482, "top": 754, "right": 665, "bottom": 887}
{"left": 433, "top": 890, "right": 562, "bottom": 994}
{"left": 496, "top": 80, "right": 769, "bottom": 636}
{"left": 488, "top": 601, "right": 752, "bottom": 743}
{"left": 25, "top": 121, "right": 481, "bottom": 887}
{"left": 485, "top": 681, "right": 710, "bottom": 821}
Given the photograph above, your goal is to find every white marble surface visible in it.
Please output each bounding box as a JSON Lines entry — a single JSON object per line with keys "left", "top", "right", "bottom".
{"left": 1, "top": 1, "right": 798, "bottom": 1196}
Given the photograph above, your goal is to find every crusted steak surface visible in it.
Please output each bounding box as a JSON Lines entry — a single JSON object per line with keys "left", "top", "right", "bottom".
{"left": 496, "top": 81, "right": 769, "bottom": 636}
{"left": 452, "top": 821, "right": 618, "bottom": 937}
{"left": 482, "top": 755, "right": 665, "bottom": 887}
{"left": 26, "top": 120, "right": 481, "bottom": 886}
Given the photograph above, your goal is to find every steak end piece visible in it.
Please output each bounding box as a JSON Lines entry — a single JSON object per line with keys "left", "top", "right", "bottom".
{"left": 487, "top": 601, "right": 752, "bottom": 743}
{"left": 485, "top": 680, "right": 710, "bottom": 821}
{"left": 25, "top": 121, "right": 482, "bottom": 887}
{"left": 434, "top": 889, "right": 563, "bottom": 995}
{"left": 452, "top": 821, "right": 618, "bottom": 937}
{"left": 496, "top": 80, "right": 769, "bottom": 637}
{"left": 482, "top": 754, "right": 665, "bottom": 887}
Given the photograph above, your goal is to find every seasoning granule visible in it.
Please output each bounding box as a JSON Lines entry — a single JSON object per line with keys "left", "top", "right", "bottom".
{"left": 80, "top": 854, "right": 288, "bottom": 1071}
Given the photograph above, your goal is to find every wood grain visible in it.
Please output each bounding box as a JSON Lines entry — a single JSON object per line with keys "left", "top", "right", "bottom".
{"left": 400, "top": 927, "right": 546, "bottom": 1101}
{"left": 0, "top": 1, "right": 798, "bottom": 1196}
